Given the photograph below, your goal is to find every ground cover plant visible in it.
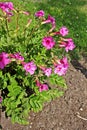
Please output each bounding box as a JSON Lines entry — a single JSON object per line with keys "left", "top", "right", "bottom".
{"left": 0, "top": 0, "right": 78, "bottom": 125}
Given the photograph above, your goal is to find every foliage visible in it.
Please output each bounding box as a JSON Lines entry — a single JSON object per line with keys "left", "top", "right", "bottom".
{"left": 0, "top": 1, "right": 75, "bottom": 124}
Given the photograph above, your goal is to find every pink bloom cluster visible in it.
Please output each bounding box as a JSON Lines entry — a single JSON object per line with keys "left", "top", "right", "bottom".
{"left": 42, "top": 36, "right": 55, "bottom": 50}
{"left": 42, "top": 14, "right": 56, "bottom": 32}
{"left": 0, "top": 52, "right": 37, "bottom": 75}
{"left": 35, "top": 10, "right": 75, "bottom": 53}
{"left": 59, "top": 38, "right": 75, "bottom": 52}
{"left": 50, "top": 26, "right": 69, "bottom": 37}
{"left": 35, "top": 10, "right": 56, "bottom": 32}
{"left": 40, "top": 66, "right": 52, "bottom": 77}
{"left": 23, "top": 61, "right": 37, "bottom": 75}
{"left": 54, "top": 57, "right": 69, "bottom": 76}
{"left": 39, "top": 57, "right": 68, "bottom": 77}
{"left": 42, "top": 15, "right": 55, "bottom": 25}
{"left": 36, "top": 80, "right": 48, "bottom": 92}
{"left": 0, "top": 52, "right": 10, "bottom": 69}
{"left": 59, "top": 26, "right": 69, "bottom": 36}
{"left": 11, "top": 53, "right": 37, "bottom": 75}
{"left": 0, "top": 2, "right": 14, "bottom": 16}
{"left": 35, "top": 10, "right": 44, "bottom": 17}
{"left": 0, "top": 9, "right": 76, "bottom": 96}
{"left": 10, "top": 53, "right": 24, "bottom": 62}
{"left": 43, "top": 68, "right": 52, "bottom": 77}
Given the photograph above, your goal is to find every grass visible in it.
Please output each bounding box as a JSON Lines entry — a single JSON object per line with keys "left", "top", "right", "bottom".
{"left": 1, "top": 0, "right": 87, "bottom": 59}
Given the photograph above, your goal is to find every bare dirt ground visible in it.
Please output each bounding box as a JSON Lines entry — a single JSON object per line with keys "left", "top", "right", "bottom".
{"left": 1, "top": 56, "right": 87, "bottom": 130}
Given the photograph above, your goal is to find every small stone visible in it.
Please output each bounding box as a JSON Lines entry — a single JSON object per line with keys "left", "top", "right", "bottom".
{"left": 59, "top": 122, "right": 62, "bottom": 126}
{"left": 80, "top": 108, "right": 83, "bottom": 111}
{"left": 29, "top": 125, "right": 32, "bottom": 128}
{"left": 30, "top": 122, "right": 33, "bottom": 125}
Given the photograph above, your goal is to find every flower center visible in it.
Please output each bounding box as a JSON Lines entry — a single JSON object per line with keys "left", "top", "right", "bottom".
{"left": 0, "top": 56, "right": 3, "bottom": 61}
{"left": 46, "top": 40, "right": 50, "bottom": 45}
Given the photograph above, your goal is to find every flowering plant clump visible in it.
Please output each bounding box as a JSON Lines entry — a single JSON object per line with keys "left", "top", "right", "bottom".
{"left": 0, "top": 2, "right": 75, "bottom": 125}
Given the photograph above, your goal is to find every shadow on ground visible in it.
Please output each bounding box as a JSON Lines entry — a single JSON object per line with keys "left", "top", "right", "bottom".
{"left": 71, "top": 59, "right": 87, "bottom": 78}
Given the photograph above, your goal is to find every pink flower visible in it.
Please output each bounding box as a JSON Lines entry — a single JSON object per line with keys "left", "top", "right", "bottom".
{"left": 0, "top": 2, "right": 14, "bottom": 16}
{"left": 59, "top": 26, "right": 69, "bottom": 36}
{"left": 54, "top": 57, "right": 68, "bottom": 76}
{"left": 5, "top": 2, "right": 14, "bottom": 10}
{"left": 25, "top": 19, "right": 32, "bottom": 28}
{"left": 0, "top": 2, "right": 14, "bottom": 10}
{"left": 42, "top": 15, "right": 56, "bottom": 32}
{"left": 36, "top": 80, "right": 42, "bottom": 87}
{"left": 42, "top": 36, "right": 55, "bottom": 50}
{"left": 35, "top": 10, "right": 44, "bottom": 17}
{"left": 36, "top": 80, "right": 48, "bottom": 92}
{"left": 39, "top": 66, "right": 52, "bottom": 77}
{"left": 59, "top": 38, "right": 75, "bottom": 52}
{"left": 54, "top": 64, "right": 66, "bottom": 76}
{"left": 11, "top": 53, "right": 24, "bottom": 62}
{"left": 59, "top": 57, "right": 68, "bottom": 65}
{"left": 39, "top": 84, "right": 48, "bottom": 92}
{"left": 0, "top": 52, "right": 11, "bottom": 69}
{"left": 23, "top": 61, "right": 37, "bottom": 75}
{"left": 22, "top": 11, "right": 30, "bottom": 15}
{"left": 43, "top": 68, "right": 52, "bottom": 77}
{"left": 42, "top": 15, "right": 55, "bottom": 25}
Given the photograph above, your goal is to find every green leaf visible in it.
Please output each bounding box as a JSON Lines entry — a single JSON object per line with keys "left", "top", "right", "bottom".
{"left": 49, "top": 74, "right": 67, "bottom": 89}
{"left": 30, "top": 98, "right": 36, "bottom": 109}
{"left": 40, "top": 91, "right": 51, "bottom": 101}
{"left": 7, "top": 110, "right": 12, "bottom": 116}
{"left": 48, "top": 89, "right": 64, "bottom": 99}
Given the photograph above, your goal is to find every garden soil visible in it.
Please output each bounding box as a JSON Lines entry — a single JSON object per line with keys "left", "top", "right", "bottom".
{"left": 1, "top": 56, "right": 87, "bottom": 130}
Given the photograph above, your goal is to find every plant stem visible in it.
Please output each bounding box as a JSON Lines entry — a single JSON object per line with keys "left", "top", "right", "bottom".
{"left": 5, "top": 18, "right": 10, "bottom": 36}
{"left": 16, "top": 13, "right": 19, "bottom": 30}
